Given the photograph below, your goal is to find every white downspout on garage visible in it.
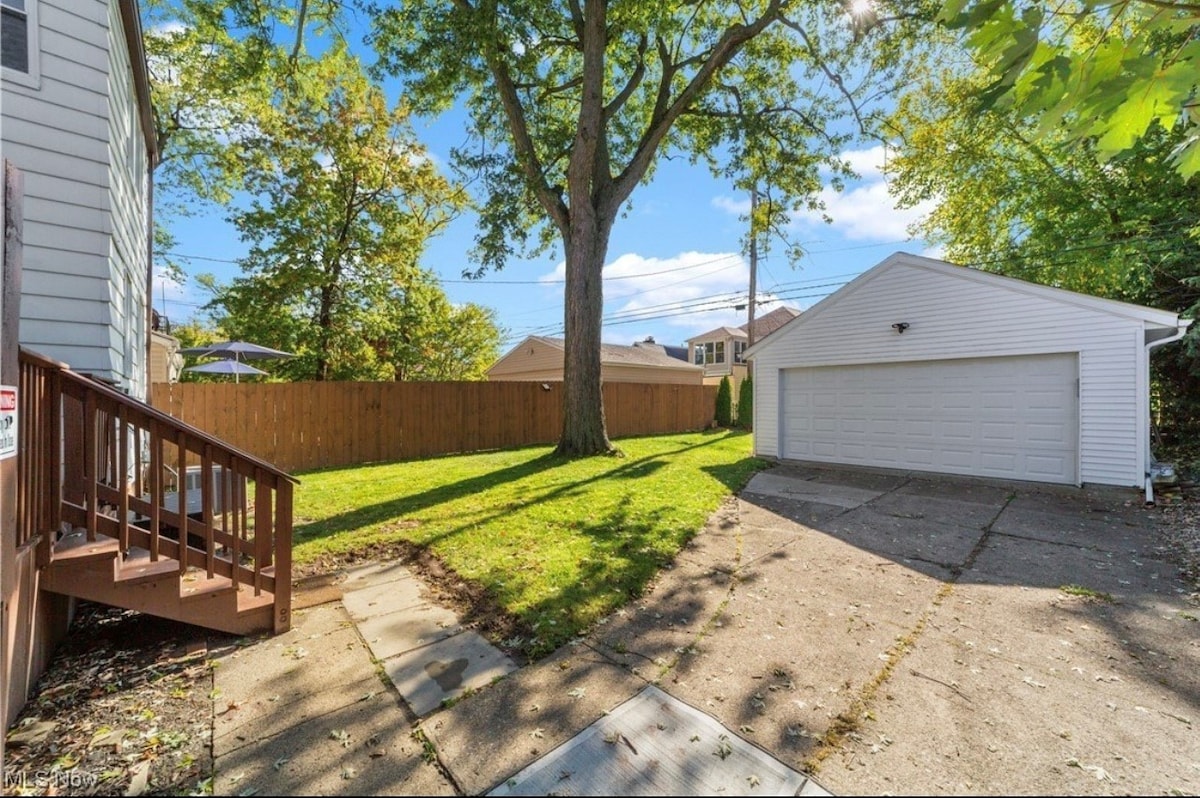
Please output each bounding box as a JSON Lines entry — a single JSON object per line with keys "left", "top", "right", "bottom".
{"left": 1144, "top": 320, "right": 1192, "bottom": 504}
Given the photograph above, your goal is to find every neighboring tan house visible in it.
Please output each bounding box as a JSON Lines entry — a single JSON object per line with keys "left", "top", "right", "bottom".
{"left": 2, "top": 0, "right": 155, "bottom": 399}
{"left": 687, "top": 306, "right": 801, "bottom": 386}
{"left": 488, "top": 335, "right": 704, "bottom": 385}
{"left": 149, "top": 310, "right": 183, "bottom": 384}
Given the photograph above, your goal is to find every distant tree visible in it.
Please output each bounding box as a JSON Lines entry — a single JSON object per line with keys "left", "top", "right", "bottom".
{"left": 716, "top": 376, "right": 734, "bottom": 428}
{"left": 210, "top": 46, "right": 463, "bottom": 381}
{"left": 737, "top": 375, "right": 754, "bottom": 429}
{"left": 170, "top": 319, "right": 220, "bottom": 352}
{"left": 375, "top": 279, "right": 504, "bottom": 381}
{"left": 142, "top": 0, "right": 349, "bottom": 277}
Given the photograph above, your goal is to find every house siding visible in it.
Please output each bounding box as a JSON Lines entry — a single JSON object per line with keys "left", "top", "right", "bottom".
{"left": 752, "top": 258, "right": 1147, "bottom": 486}
{"left": 602, "top": 364, "right": 702, "bottom": 385}
{"left": 1, "top": 0, "right": 150, "bottom": 398}
{"left": 488, "top": 337, "right": 703, "bottom": 384}
{"left": 106, "top": 0, "right": 149, "bottom": 399}
{"left": 487, "top": 337, "right": 566, "bottom": 380}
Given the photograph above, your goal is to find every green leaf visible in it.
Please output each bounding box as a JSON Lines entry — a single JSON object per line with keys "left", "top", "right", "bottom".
{"left": 1169, "top": 135, "right": 1200, "bottom": 179}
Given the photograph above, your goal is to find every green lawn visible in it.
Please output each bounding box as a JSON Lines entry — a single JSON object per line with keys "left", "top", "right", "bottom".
{"left": 292, "top": 429, "right": 766, "bottom": 656}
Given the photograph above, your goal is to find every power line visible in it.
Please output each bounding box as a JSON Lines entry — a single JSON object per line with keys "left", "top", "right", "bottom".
{"left": 441, "top": 252, "right": 743, "bottom": 285}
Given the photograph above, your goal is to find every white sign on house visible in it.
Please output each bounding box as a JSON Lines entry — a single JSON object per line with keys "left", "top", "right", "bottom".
{"left": 0, "top": 386, "right": 16, "bottom": 460}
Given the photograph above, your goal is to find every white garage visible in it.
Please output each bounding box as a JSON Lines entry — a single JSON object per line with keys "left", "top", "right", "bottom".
{"left": 747, "top": 254, "right": 1190, "bottom": 488}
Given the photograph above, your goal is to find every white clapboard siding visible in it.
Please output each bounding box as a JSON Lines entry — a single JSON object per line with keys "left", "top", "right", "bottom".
{"left": 751, "top": 254, "right": 1181, "bottom": 487}
{"left": 3, "top": 0, "right": 151, "bottom": 398}
{"left": 106, "top": 0, "right": 149, "bottom": 398}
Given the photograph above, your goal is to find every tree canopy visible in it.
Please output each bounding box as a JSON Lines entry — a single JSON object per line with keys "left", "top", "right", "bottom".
{"left": 197, "top": 46, "right": 494, "bottom": 381}
{"left": 143, "top": 1, "right": 501, "bottom": 382}
{"left": 367, "top": 0, "right": 933, "bottom": 454}
{"left": 942, "top": 0, "right": 1200, "bottom": 177}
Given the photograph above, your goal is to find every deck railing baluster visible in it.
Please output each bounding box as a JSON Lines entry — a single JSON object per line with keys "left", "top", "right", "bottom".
{"left": 17, "top": 348, "right": 295, "bottom": 634}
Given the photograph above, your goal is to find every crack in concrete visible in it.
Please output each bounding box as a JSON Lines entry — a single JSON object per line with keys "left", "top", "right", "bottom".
{"left": 802, "top": 491, "right": 1018, "bottom": 774}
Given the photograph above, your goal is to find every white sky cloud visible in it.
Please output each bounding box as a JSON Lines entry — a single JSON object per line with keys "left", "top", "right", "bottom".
{"left": 837, "top": 144, "right": 888, "bottom": 180}
{"left": 711, "top": 195, "right": 750, "bottom": 216}
{"left": 796, "top": 181, "right": 934, "bottom": 241}
{"left": 539, "top": 250, "right": 772, "bottom": 345}
{"left": 921, "top": 242, "right": 947, "bottom": 260}
{"left": 710, "top": 145, "right": 936, "bottom": 243}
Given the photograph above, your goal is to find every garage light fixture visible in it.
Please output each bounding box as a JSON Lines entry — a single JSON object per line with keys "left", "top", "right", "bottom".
{"left": 891, "top": 322, "right": 910, "bottom": 334}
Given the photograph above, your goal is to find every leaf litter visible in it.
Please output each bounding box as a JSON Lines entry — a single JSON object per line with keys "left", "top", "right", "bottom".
{"left": 3, "top": 602, "right": 235, "bottom": 796}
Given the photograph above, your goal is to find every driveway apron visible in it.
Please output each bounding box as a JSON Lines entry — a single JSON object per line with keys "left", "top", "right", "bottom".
{"left": 671, "top": 464, "right": 1199, "bottom": 796}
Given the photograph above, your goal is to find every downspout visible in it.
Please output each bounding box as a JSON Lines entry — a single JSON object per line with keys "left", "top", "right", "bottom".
{"left": 1144, "top": 320, "right": 1192, "bottom": 504}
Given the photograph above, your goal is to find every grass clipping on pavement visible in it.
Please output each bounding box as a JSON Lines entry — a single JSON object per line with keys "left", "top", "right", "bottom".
{"left": 292, "top": 429, "right": 765, "bottom": 656}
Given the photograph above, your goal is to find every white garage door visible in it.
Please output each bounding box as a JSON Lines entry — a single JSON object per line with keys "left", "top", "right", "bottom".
{"left": 779, "top": 353, "right": 1079, "bottom": 484}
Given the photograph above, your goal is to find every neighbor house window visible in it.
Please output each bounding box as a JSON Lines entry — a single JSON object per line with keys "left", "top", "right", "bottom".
{"left": 734, "top": 340, "right": 747, "bottom": 364}
{"left": 695, "top": 341, "right": 724, "bottom": 365}
{"left": 1, "top": 0, "right": 37, "bottom": 78}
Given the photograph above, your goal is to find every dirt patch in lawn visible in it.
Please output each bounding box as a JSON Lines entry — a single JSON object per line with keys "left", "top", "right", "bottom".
{"left": 294, "top": 533, "right": 537, "bottom": 663}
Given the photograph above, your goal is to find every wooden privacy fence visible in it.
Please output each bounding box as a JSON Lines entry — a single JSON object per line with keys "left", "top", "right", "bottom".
{"left": 151, "top": 381, "right": 719, "bottom": 472}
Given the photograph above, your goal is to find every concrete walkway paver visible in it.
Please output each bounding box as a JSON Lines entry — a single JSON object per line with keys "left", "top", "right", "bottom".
{"left": 487, "top": 685, "right": 822, "bottom": 796}
{"left": 339, "top": 562, "right": 520, "bottom": 716}
{"left": 212, "top": 604, "right": 454, "bottom": 796}
{"left": 384, "top": 630, "right": 521, "bottom": 716}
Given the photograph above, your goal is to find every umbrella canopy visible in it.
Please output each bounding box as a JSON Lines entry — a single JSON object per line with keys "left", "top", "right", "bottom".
{"left": 180, "top": 341, "right": 295, "bottom": 361}
{"left": 183, "top": 360, "right": 267, "bottom": 377}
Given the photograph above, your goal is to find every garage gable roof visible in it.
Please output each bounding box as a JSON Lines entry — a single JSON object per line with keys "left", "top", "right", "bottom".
{"left": 745, "top": 252, "right": 1185, "bottom": 359}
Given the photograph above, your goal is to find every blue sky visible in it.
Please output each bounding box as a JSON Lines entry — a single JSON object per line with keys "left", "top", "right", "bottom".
{"left": 155, "top": 25, "right": 940, "bottom": 356}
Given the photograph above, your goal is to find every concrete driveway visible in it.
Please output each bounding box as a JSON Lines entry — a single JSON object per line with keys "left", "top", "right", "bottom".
{"left": 656, "top": 463, "right": 1199, "bottom": 795}
{"left": 374, "top": 461, "right": 1198, "bottom": 796}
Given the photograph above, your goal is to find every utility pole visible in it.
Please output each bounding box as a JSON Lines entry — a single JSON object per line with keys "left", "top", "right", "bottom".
{"left": 747, "top": 184, "right": 758, "bottom": 348}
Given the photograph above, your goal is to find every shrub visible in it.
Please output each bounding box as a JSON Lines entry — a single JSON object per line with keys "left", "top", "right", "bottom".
{"left": 715, "top": 375, "right": 733, "bottom": 427}
{"left": 737, "top": 375, "right": 753, "bottom": 429}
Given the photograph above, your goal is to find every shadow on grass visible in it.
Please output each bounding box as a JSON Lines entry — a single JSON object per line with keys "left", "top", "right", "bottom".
{"left": 505, "top": 499, "right": 677, "bottom": 656}
{"left": 295, "top": 432, "right": 742, "bottom": 547}
{"left": 702, "top": 454, "right": 772, "bottom": 494}
{"left": 294, "top": 451, "right": 566, "bottom": 543}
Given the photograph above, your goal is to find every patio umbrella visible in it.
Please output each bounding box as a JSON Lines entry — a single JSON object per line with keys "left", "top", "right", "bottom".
{"left": 182, "top": 359, "right": 267, "bottom": 383}
{"left": 180, "top": 341, "right": 295, "bottom": 361}
{"left": 181, "top": 340, "right": 295, "bottom": 384}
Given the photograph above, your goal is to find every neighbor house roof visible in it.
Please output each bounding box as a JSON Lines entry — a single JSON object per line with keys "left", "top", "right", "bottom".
{"left": 688, "top": 306, "right": 802, "bottom": 343}
{"left": 521, "top": 336, "right": 702, "bottom": 371}
{"left": 747, "top": 306, "right": 801, "bottom": 340}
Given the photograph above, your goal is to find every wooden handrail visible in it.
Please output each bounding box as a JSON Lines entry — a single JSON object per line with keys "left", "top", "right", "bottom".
{"left": 21, "top": 349, "right": 294, "bottom": 485}
{"left": 18, "top": 347, "right": 294, "bottom": 633}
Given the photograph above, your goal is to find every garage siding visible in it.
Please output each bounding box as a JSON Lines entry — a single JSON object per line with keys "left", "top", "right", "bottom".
{"left": 753, "top": 259, "right": 1145, "bottom": 486}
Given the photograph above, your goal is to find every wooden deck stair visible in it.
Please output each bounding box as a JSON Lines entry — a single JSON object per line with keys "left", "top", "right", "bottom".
{"left": 19, "top": 349, "right": 296, "bottom": 636}
{"left": 42, "top": 530, "right": 276, "bottom": 635}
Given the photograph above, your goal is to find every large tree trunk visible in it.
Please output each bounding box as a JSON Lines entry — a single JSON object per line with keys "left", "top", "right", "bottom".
{"left": 556, "top": 207, "right": 613, "bottom": 456}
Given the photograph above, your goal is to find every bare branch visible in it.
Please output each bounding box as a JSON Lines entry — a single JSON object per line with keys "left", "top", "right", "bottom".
{"left": 459, "top": 0, "right": 569, "bottom": 233}
{"left": 611, "top": 0, "right": 788, "bottom": 212}
{"left": 779, "top": 15, "right": 871, "bottom": 138}
{"left": 604, "top": 34, "right": 647, "bottom": 121}
{"left": 290, "top": 0, "right": 309, "bottom": 63}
